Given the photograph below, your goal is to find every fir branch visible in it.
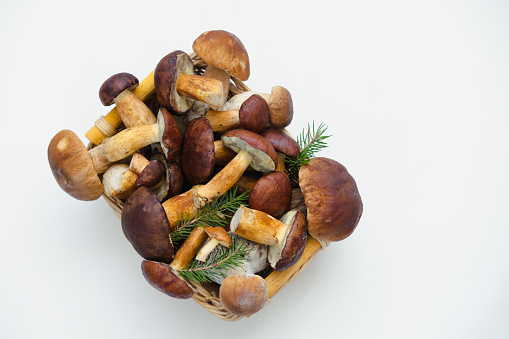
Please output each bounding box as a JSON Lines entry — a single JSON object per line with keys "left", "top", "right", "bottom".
{"left": 170, "top": 186, "right": 249, "bottom": 244}
{"left": 286, "top": 122, "right": 331, "bottom": 184}
{"left": 176, "top": 236, "right": 252, "bottom": 283}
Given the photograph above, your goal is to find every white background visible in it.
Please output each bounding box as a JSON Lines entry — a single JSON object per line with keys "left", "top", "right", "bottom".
{"left": 1, "top": 1, "right": 508, "bottom": 338}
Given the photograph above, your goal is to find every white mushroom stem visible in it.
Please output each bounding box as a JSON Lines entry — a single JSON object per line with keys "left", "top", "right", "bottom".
{"left": 129, "top": 153, "right": 150, "bottom": 174}
{"left": 114, "top": 89, "right": 157, "bottom": 128}
{"left": 196, "top": 238, "right": 220, "bottom": 262}
{"left": 230, "top": 206, "right": 287, "bottom": 246}
{"left": 205, "top": 109, "right": 241, "bottom": 132}
{"left": 102, "top": 164, "right": 138, "bottom": 199}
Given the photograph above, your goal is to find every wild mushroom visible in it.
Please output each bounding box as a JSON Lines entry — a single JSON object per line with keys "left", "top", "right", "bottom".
{"left": 141, "top": 226, "right": 209, "bottom": 299}
{"left": 267, "top": 210, "right": 307, "bottom": 271}
{"left": 260, "top": 128, "right": 300, "bottom": 172}
{"left": 99, "top": 72, "right": 156, "bottom": 128}
{"left": 192, "top": 30, "right": 250, "bottom": 108}
{"left": 219, "top": 274, "right": 268, "bottom": 317}
{"left": 249, "top": 171, "right": 292, "bottom": 218}
{"left": 299, "top": 157, "right": 363, "bottom": 242}
{"left": 180, "top": 117, "right": 215, "bottom": 185}
{"left": 230, "top": 206, "right": 308, "bottom": 271}
{"left": 221, "top": 86, "right": 293, "bottom": 129}
{"left": 205, "top": 94, "right": 269, "bottom": 133}
{"left": 154, "top": 50, "right": 224, "bottom": 115}
{"left": 195, "top": 226, "right": 231, "bottom": 262}
{"left": 48, "top": 109, "right": 181, "bottom": 200}
{"left": 102, "top": 164, "right": 138, "bottom": 199}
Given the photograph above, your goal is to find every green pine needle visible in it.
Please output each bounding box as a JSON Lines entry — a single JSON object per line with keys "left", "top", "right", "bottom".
{"left": 176, "top": 235, "right": 252, "bottom": 283}
{"left": 170, "top": 186, "right": 249, "bottom": 244}
{"left": 286, "top": 122, "right": 330, "bottom": 184}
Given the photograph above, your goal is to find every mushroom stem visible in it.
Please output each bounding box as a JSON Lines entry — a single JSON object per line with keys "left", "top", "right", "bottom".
{"left": 205, "top": 109, "right": 241, "bottom": 132}
{"left": 203, "top": 65, "right": 230, "bottom": 108}
{"left": 176, "top": 73, "right": 224, "bottom": 108}
{"left": 85, "top": 69, "right": 156, "bottom": 146}
{"left": 230, "top": 206, "right": 287, "bottom": 246}
{"left": 114, "top": 89, "right": 157, "bottom": 128}
{"left": 170, "top": 226, "right": 208, "bottom": 270}
{"left": 196, "top": 238, "right": 219, "bottom": 262}
{"left": 129, "top": 153, "right": 150, "bottom": 174}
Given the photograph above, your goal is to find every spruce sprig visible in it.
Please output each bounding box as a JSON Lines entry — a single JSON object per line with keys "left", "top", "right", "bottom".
{"left": 176, "top": 235, "right": 251, "bottom": 283}
{"left": 170, "top": 186, "right": 249, "bottom": 244}
{"left": 286, "top": 122, "right": 330, "bottom": 184}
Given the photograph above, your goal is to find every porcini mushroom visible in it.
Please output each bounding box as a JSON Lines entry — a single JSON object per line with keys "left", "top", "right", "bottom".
{"left": 141, "top": 226, "right": 209, "bottom": 299}
{"left": 192, "top": 30, "right": 250, "bottom": 108}
{"left": 102, "top": 164, "right": 138, "bottom": 199}
{"left": 195, "top": 226, "right": 231, "bottom": 262}
{"left": 204, "top": 94, "right": 270, "bottom": 133}
{"left": 180, "top": 117, "right": 215, "bottom": 185}
{"left": 99, "top": 72, "right": 156, "bottom": 128}
{"left": 154, "top": 50, "right": 224, "bottom": 115}
{"left": 221, "top": 86, "right": 293, "bottom": 129}
{"left": 299, "top": 157, "right": 363, "bottom": 242}
{"left": 249, "top": 171, "right": 292, "bottom": 218}
{"left": 219, "top": 274, "right": 268, "bottom": 317}
{"left": 230, "top": 206, "right": 307, "bottom": 271}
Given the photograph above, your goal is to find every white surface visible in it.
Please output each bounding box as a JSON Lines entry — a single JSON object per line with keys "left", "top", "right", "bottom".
{"left": 1, "top": 0, "right": 509, "bottom": 338}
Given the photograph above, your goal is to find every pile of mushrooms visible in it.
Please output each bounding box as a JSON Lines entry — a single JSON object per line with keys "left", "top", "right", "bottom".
{"left": 47, "top": 30, "right": 363, "bottom": 318}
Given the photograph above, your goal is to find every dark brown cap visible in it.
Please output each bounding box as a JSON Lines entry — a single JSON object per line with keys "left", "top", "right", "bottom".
{"left": 157, "top": 108, "right": 182, "bottom": 162}
{"left": 99, "top": 72, "right": 139, "bottom": 106}
{"left": 135, "top": 159, "right": 165, "bottom": 188}
{"left": 154, "top": 50, "right": 194, "bottom": 115}
{"left": 180, "top": 117, "right": 215, "bottom": 185}
{"left": 260, "top": 129, "right": 300, "bottom": 157}
{"left": 48, "top": 130, "right": 103, "bottom": 201}
{"left": 269, "top": 210, "right": 307, "bottom": 271}
{"left": 239, "top": 94, "right": 270, "bottom": 133}
{"left": 249, "top": 172, "right": 292, "bottom": 218}
{"left": 121, "top": 186, "right": 174, "bottom": 263}
{"left": 141, "top": 260, "right": 194, "bottom": 299}
{"left": 192, "top": 30, "right": 250, "bottom": 81}
{"left": 299, "top": 157, "right": 363, "bottom": 242}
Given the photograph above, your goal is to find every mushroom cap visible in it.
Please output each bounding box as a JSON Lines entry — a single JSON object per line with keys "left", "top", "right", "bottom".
{"left": 299, "top": 157, "right": 363, "bottom": 242}
{"left": 249, "top": 171, "right": 292, "bottom": 218}
{"left": 219, "top": 274, "right": 268, "bottom": 316}
{"left": 99, "top": 72, "right": 139, "bottom": 106}
{"left": 141, "top": 260, "right": 194, "bottom": 299}
{"left": 192, "top": 30, "right": 250, "bottom": 81}
{"left": 204, "top": 226, "right": 231, "bottom": 247}
{"left": 239, "top": 94, "right": 270, "bottom": 133}
{"left": 268, "top": 86, "right": 293, "bottom": 129}
{"left": 154, "top": 50, "right": 195, "bottom": 115}
{"left": 221, "top": 129, "right": 277, "bottom": 172}
{"left": 157, "top": 108, "right": 182, "bottom": 162}
{"left": 260, "top": 129, "right": 300, "bottom": 158}
{"left": 180, "top": 117, "right": 215, "bottom": 185}
{"left": 268, "top": 210, "right": 307, "bottom": 271}
{"left": 135, "top": 158, "right": 165, "bottom": 188}
{"left": 121, "top": 186, "right": 174, "bottom": 263}
{"left": 48, "top": 130, "right": 103, "bottom": 201}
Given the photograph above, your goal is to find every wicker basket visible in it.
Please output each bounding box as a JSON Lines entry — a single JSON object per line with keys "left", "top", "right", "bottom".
{"left": 95, "top": 53, "right": 324, "bottom": 321}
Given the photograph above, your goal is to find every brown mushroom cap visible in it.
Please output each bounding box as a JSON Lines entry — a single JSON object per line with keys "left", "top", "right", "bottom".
{"left": 299, "top": 157, "right": 363, "bottom": 242}
{"left": 141, "top": 260, "right": 194, "bottom": 299}
{"left": 260, "top": 129, "right": 300, "bottom": 158}
{"left": 99, "top": 72, "right": 139, "bottom": 106}
{"left": 249, "top": 172, "right": 292, "bottom": 218}
{"left": 157, "top": 108, "right": 182, "bottom": 162}
{"left": 154, "top": 50, "right": 194, "bottom": 115}
{"left": 180, "top": 117, "right": 215, "bottom": 185}
{"left": 48, "top": 130, "right": 103, "bottom": 201}
{"left": 192, "top": 30, "right": 250, "bottom": 81}
{"left": 121, "top": 186, "right": 174, "bottom": 263}
{"left": 268, "top": 86, "right": 293, "bottom": 129}
{"left": 204, "top": 226, "right": 232, "bottom": 247}
{"left": 221, "top": 129, "right": 277, "bottom": 172}
{"left": 135, "top": 158, "right": 165, "bottom": 188}
{"left": 239, "top": 94, "right": 270, "bottom": 133}
{"left": 268, "top": 210, "right": 307, "bottom": 271}
{"left": 219, "top": 274, "right": 268, "bottom": 316}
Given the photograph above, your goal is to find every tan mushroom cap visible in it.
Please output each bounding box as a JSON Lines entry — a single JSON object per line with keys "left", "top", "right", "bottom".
{"left": 192, "top": 30, "right": 250, "bottom": 81}
{"left": 268, "top": 86, "right": 293, "bottom": 129}
{"left": 219, "top": 274, "right": 268, "bottom": 317}
{"left": 299, "top": 157, "right": 363, "bottom": 242}
{"left": 48, "top": 130, "right": 103, "bottom": 201}
{"left": 204, "top": 226, "right": 232, "bottom": 247}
